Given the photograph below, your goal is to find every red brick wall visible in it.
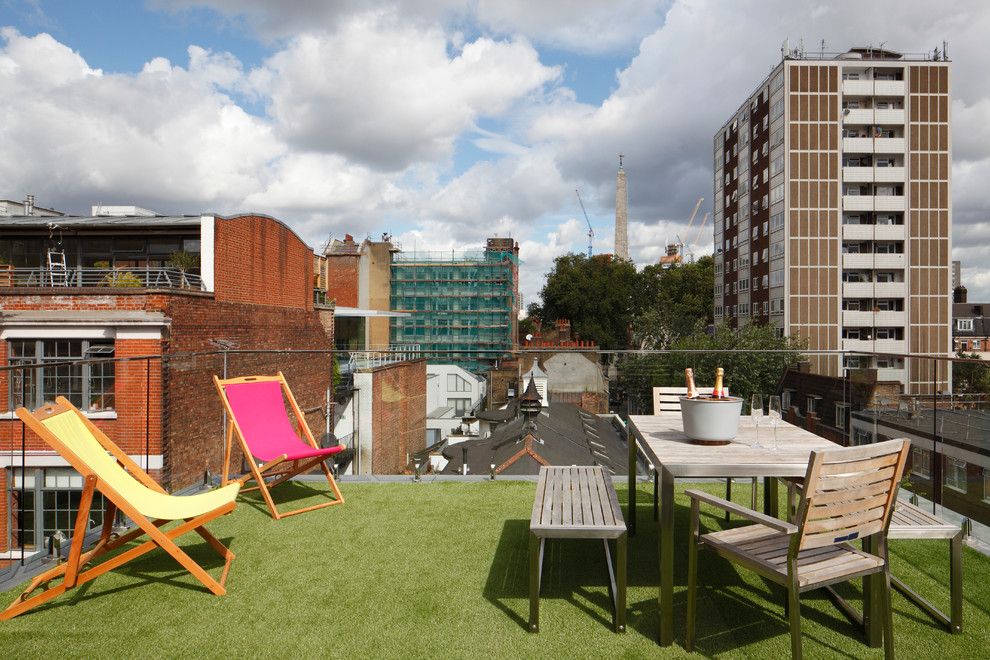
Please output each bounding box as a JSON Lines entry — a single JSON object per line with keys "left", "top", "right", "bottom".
{"left": 213, "top": 214, "right": 314, "bottom": 311}
{"left": 325, "top": 254, "right": 360, "bottom": 307}
{"left": 160, "top": 295, "right": 333, "bottom": 490}
{"left": 370, "top": 359, "right": 427, "bottom": 473}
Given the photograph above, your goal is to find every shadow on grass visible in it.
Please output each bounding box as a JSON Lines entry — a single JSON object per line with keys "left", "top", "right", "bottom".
{"left": 236, "top": 479, "right": 341, "bottom": 517}
{"left": 7, "top": 532, "right": 235, "bottom": 618}
{"left": 483, "top": 518, "right": 623, "bottom": 633}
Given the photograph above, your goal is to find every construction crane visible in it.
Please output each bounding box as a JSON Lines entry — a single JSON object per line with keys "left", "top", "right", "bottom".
{"left": 575, "top": 189, "right": 594, "bottom": 258}
{"left": 688, "top": 212, "right": 710, "bottom": 261}
{"left": 672, "top": 197, "right": 704, "bottom": 259}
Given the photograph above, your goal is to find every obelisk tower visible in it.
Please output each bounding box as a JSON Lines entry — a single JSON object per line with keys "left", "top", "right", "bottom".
{"left": 614, "top": 154, "right": 629, "bottom": 260}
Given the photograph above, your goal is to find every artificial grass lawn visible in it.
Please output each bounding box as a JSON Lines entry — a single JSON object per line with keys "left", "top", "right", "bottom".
{"left": 1, "top": 480, "right": 989, "bottom": 658}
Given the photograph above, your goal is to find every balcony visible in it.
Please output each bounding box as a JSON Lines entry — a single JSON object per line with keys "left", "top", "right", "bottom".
{"left": 842, "top": 310, "right": 906, "bottom": 327}
{"left": 874, "top": 252, "right": 906, "bottom": 268}
{"left": 874, "top": 224, "right": 906, "bottom": 240}
{"left": 842, "top": 224, "right": 906, "bottom": 241}
{"left": 843, "top": 281, "right": 906, "bottom": 298}
{"left": 843, "top": 137, "right": 875, "bottom": 153}
{"left": 842, "top": 253, "right": 877, "bottom": 268}
{"left": 842, "top": 166, "right": 874, "bottom": 182}
{"left": 874, "top": 195, "right": 905, "bottom": 212}
{"left": 842, "top": 79, "right": 874, "bottom": 95}
{"left": 874, "top": 80, "right": 906, "bottom": 96}
{"left": 874, "top": 108, "right": 905, "bottom": 124}
{"left": 842, "top": 108, "right": 874, "bottom": 124}
{"left": 842, "top": 195, "right": 874, "bottom": 211}
{"left": 874, "top": 166, "right": 905, "bottom": 182}
{"left": 1, "top": 266, "right": 204, "bottom": 291}
{"left": 873, "top": 137, "right": 905, "bottom": 153}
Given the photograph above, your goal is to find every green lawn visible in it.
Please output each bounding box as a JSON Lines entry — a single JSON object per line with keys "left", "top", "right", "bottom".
{"left": 1, "top": 481, "right": 988, "bottom": 658}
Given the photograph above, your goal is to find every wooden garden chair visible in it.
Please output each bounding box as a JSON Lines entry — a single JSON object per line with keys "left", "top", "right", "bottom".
{"left": 685, "top": 438, "right": 910, "bottom": 659}
{"left": 214, "top": 373, "right": 345, "bottom": 520}
{"left": 2, "top": 398, "right": 240, "bottom": 620}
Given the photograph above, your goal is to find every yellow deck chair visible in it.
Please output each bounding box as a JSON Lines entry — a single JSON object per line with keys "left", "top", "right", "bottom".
{"left": 2, "top": 397, "right": 240, "bottom": 620}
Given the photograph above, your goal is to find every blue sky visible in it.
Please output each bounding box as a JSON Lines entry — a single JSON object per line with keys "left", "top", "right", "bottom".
{"left": 1, "top": 0, "right": 989, "bottom": 305}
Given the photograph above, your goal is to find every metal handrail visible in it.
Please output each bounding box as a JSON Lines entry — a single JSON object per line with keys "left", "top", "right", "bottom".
{"left": 2, "top": 266, "right": 204, "bottom": 291}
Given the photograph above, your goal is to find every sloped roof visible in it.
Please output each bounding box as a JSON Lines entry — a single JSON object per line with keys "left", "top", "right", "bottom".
{"left": 437, "top": 402, "right": 629, "bottom": 476}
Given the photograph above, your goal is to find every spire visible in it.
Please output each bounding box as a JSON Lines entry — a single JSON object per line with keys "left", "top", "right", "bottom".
{"left": 519, "top": 375, "right": 542, "bottom": 417}
{"left": 615, "top": 155, "right": 629, "bottom": 261}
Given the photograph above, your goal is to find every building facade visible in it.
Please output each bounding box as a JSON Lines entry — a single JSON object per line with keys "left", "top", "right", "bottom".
{"left": 390, "top": 238, "right": 520, "bottom": 373}
{"left": 1, "top": 213, "right": 333, "bottom": 556}
{"left": 713, "top": 47, "right": 951, "bottom": 393}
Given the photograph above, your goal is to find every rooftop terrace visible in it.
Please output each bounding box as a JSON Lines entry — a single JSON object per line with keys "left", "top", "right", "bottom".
{"left": 2, "top": 480, "right": 988, "bottom": 657}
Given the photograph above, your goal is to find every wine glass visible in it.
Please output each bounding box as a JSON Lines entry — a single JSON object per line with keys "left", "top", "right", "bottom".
{"left": 768, "top": 395, "right": 782, "bottom": 450}
{"left": 750, "top": 394, "right": 763, "bottom": 448}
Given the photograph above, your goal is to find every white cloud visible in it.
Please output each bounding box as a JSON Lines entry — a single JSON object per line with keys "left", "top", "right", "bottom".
{"left": 254, "top": 15, "right": 558, "bottom": 170}
{"left": 156, "top": 0, "right": 668, "bottom": 54}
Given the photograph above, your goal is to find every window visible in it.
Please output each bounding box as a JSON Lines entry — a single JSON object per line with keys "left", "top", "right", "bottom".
{"left": 8, "top": 340, "right": 115, "bottom": 412}
{"left": 806, "top": 396, "right": 820, "bottom": 417}
{"left": 770, "top": 184, "right": 784, "bottom": 204}
{"left": 738, "top": 278, "right": 750, "bottom": 292}
{"left": 984, "top": 469, "right": 990, "bottom": 502}
{"left": 7, "top": 467, "right": 109, "bottom": 551}
{"left": 447, "top": 373, "right": 471, "bottom": 392}
{"left": 771, "top": 242, "right": 784, "bottom": 259}
{"left": 957, "top": 319, "right": 974, "bottom": 332}
{"left": 853, "top": 428, "right": 874, "bottom": 446}
{"left": 448, "top": 398, "right": 472, "bottom": 416}
{"left": 945, "top": 457, "right": 967, "bottom": 493}
{"left": 770, "top": 212, "right": 784, "bottom": 232}
{"left": 781, "top": 390, "right": 792, "bottom": 411}
{"left": 770, "top": 297, "right": 784, "bottom": 314}
{"left": 739, "top": 303, "right": 750, "bottom": 316}
{"left": 762, "top": 274, "right": 769, "bottom": 288}
{"left": 835, "top": 404, "right": 849, "bottom": 430}
{"left": 770, "top": 155, "right": 784, "bottom": 177}
{"left": 875, "top": 271, "right": 896, "bottom": 283}
{"left": 912, "top": 448, "right": 931, "bottom": 478}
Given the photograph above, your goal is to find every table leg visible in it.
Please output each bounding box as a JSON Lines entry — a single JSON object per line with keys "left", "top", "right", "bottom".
{"left": 628, "top": 426, "right": 637, "bottom": 536}
{"left": 863, "top": 534, "right": 881, "bottom": 647}
{"left": 529, "top": 533, "right": 542, "bottom": 633}
{"left": 658, "top": 467, "right": 675, "bottom": 646}
{"left": 763, "top": 477, "right": 779, "bottom": 518}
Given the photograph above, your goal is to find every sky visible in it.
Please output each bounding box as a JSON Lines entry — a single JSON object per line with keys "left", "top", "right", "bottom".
{"left": 1, "top": 0, "right": 989, "bottom": 308}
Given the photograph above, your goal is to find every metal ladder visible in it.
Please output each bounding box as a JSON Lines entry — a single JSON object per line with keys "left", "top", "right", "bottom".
{"left": 47, "top": 249, "right": 68, "bottom": 286}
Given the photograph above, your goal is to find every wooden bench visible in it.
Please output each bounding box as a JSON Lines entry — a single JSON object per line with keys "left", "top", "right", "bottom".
{"left": 887, "top": 500, "right": 963, "bottom": 633}
{"left": 529, "top": 465, "right": 627, "bottom": 633}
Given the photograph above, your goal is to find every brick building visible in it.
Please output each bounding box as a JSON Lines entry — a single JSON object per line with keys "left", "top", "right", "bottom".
{"left": 1, "top": 213, "right": 333, "bottom": 555}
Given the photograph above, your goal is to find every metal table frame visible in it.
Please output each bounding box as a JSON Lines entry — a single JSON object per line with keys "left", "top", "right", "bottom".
{"left": 625, "top": 415, "right": 882, "bottom": 648}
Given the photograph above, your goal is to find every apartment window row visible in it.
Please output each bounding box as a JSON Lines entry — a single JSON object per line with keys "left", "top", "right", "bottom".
{"left": 7, "top": 339, "right": 116, "bottom": 412}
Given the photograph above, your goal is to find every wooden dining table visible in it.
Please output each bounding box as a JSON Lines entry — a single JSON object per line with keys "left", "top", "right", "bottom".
{"left": 625, "top": 414, "right": 860, "bottom": 647}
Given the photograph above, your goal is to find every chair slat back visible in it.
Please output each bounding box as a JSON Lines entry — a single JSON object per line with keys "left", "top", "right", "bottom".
{"left": 652, "top": 387, "right": 713, "bottom": 415}
{"left": 795, "top": 439, "right": 909, "bottom": 550}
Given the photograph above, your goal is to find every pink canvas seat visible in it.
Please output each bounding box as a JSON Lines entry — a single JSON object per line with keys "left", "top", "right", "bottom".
{"left": 224, "top": 380, "right": 342, "bottom": 462}
{"left": 215, "top": 373, "right": 345, "bottom": 519}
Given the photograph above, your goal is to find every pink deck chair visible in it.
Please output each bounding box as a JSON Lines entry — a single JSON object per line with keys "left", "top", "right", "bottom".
{"left": 214, "top": 372, "right": 345, "bottom": 519}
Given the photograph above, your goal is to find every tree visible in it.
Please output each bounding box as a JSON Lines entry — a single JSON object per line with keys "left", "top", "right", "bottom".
{"left": 636, "top": 256, "right": 715, "bottom": 349}
{"left": 617, "top": 322, "right": 804, "bottom": 414}
{"left": 952, "top": 351, "right": 990, "bottom": 398}
{"left": 538, "top": 254, "right": 640, "bottom": 349}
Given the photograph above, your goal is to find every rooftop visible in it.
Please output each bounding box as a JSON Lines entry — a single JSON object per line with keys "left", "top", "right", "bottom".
{"left": 2, "top": 480, "right": 987, "bottom": 656}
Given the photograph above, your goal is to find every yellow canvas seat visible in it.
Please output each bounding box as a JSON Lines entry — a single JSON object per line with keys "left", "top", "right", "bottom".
{"left": 2, "top": 398, "right": 239, "bottom": 621}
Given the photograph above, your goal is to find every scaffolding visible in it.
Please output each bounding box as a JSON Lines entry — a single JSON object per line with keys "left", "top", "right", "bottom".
{"left": 390, "top": 247, "right": 518, "bottom": 372}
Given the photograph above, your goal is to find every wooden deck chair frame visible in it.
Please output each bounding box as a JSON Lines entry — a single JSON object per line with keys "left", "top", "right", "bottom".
{"left": 2, "top": 398, "right": 236, "bottom": 621}
{"left": 214, "top": 372, "right": 344, "bottom": 520}
{"left": 685, "top": 439, "right": 910, "bottom": 659}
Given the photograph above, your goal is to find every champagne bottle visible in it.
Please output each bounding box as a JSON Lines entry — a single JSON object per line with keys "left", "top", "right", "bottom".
{"left": 713, "top": 367, "right": 724, "bottom": 399}
{"left": 685, "top": 368, "right": 697, "bottom": 399}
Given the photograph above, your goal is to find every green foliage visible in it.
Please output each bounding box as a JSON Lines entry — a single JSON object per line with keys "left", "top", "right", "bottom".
{"left": 167, "top": 250, "right": 200, "bottom": 272}
{"left": 952, "top": 351, "right": 990, "bottom": 396}
{"left": 99, "top": 269, "right": 143, "bottom": 288}
{"left": 617, "top": 323, "right": 805, "bottom": 414}
{"left": 539, "top": 254, "right": 640, "bottom": 349}
{"left": 636, "top": 256, "right": 715, "bottom": 348}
